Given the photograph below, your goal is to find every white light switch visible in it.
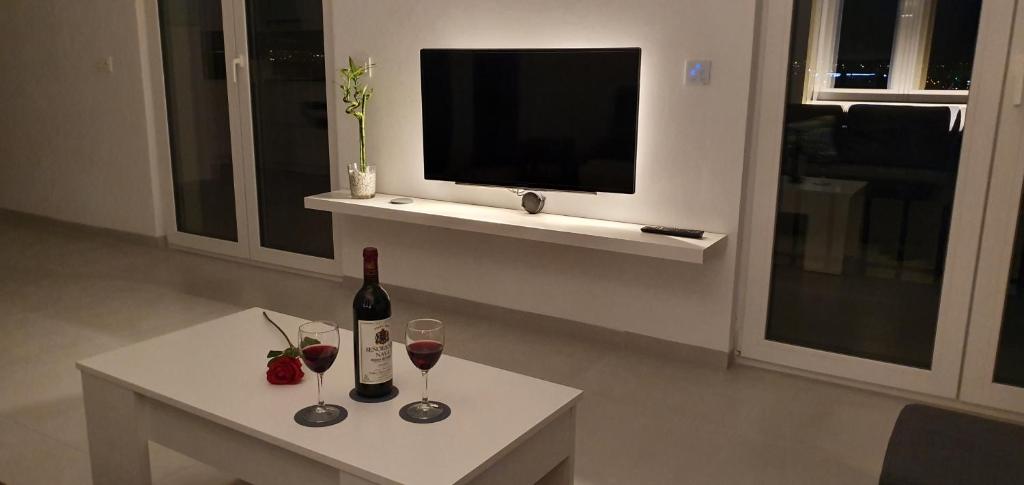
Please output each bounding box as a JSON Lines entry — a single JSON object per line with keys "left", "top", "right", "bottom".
{"left": 685, "top": 59, "right": 710, "bottom": 85}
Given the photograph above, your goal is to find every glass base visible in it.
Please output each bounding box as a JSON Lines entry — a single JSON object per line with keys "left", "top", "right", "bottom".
{"left": 408, "top": 402, "right": 443, "bottom": 419}
{"left": 399, "top": 401, "right": 451, "bottom": 424}
{"left": 294, "top": 404, "right": 347, "bottom": 427}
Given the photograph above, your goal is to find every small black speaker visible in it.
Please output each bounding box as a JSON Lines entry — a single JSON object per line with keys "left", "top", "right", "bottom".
{"left": 521, "top": 192, "right": 546, "bottom": 214}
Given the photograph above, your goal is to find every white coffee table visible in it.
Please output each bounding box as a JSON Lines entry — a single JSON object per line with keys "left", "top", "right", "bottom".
{"left": 76, "top": 308, "right": 582, "bottom": 485}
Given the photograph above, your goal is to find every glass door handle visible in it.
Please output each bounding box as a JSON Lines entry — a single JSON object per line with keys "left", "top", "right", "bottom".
{"left": 231, "top": 55, "right": 246, "bottom": 84}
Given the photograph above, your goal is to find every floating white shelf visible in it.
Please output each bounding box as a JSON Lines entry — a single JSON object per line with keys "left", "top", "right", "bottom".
{"left": 305, "top": 191, "right": 727, "bottom": 264}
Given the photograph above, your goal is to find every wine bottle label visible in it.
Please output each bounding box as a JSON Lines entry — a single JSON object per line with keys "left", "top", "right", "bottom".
{"left": 358, "top": 318, "right": 392, "bottom": 384}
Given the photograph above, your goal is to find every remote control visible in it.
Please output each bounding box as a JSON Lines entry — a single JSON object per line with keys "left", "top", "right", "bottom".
{"left": 641, "top": 226, "right": 704, "bottom": 239}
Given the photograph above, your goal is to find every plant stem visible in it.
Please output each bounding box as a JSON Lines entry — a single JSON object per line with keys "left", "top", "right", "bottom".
{"left": 358, "top": 116, "right": 366, "bottom": 173}
{"left": 262, "top": 311, "right": 295, "bottom": 348}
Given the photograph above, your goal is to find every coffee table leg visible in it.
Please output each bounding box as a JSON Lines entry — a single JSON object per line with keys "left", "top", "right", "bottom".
{"left": 537, "top": 406, "right": 576, "bottom": 485}
{"left": 81, "top": 373, "right": 152, "bottom": 485}
{"left": 537, "top": 456, "right": 574, "bottom": 485}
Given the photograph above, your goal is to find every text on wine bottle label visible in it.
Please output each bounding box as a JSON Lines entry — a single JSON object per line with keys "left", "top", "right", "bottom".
{"left": 358, "top": 318, "right": 392, "bottom": 384}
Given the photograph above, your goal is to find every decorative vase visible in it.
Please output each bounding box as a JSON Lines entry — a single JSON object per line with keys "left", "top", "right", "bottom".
{"left": 348, "top": 163, "right": 376, "bottom": 199}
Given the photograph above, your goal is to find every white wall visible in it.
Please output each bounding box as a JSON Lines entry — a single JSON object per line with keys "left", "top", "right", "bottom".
{"left": 332, "top": 0, "right": 758, "bottom": 351}
{"left": 0, "top": 0, "right": 758, "bottom": 352}
{"left": 0, "top": 0, "right": 163, "bottom": 236}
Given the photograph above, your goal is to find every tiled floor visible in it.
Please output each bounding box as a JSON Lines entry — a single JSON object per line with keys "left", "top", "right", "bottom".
{"left": 0, "top": 213, "right": 910, "bottom": 484}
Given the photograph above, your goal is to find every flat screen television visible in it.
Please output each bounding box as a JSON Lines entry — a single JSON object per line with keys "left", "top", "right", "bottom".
{"left": 420, "top": 48, "right": 640, "bottom": 194}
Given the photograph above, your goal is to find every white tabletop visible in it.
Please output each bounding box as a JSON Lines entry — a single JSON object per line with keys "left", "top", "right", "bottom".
{"left": 76, "top": 308, "right": 583, "bottom": 485}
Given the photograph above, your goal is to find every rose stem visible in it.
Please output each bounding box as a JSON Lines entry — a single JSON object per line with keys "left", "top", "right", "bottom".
{"left": 263, "top": 311, "right": 296, "bottom": 348}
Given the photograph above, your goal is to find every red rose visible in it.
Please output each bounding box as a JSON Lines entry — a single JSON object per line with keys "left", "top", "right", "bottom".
{"left": 266, "top": 356, "right": 304, "bottom": 385}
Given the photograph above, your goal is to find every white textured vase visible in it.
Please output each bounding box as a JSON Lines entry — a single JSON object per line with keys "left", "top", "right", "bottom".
{"left": 348, "top": 163, "right": 376, "bottom": 199}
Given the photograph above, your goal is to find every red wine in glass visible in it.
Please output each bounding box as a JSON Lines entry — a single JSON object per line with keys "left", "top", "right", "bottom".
{"left": 295, "top": 321, "right": 345, "bottom": 427}
{"left": 407, "top": 340, "right": 443, "bottom": 371}
{"left": 301, "top": 344, "right": 339, "bottom": 373}
{"left": 401, "top": 319, "right": 447, "bottom": 422}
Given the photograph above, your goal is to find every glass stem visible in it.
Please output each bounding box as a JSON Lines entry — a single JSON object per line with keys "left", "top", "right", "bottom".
{"left": 422, "top": 370, "right": 429, "bottom": 405}
{"left": 317, "top": 373, "right": 324, "bottom": 407}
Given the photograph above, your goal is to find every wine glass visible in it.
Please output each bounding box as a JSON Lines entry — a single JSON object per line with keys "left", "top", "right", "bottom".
{"left": 401, "top": 318, "right": 446, "bottom": 421}
{"left": 295, "top": 321, "right": 345, "bottom": 426}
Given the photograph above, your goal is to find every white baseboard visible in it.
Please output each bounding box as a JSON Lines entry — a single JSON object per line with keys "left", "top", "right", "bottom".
{"left": 737, "top": 356, "right": 1024, "bottom": 424}
{"left": 0, "top": 208, "right": 166, "bottom": 247}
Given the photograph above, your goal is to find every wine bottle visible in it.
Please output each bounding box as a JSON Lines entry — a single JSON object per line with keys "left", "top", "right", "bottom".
{"left": 352, "top": 247, "right": 394, "bottom": 398}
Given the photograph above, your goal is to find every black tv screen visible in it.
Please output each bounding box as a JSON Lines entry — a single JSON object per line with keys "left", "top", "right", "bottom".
{"left": 420, "top": 48, "right": 640, "bottom": 194}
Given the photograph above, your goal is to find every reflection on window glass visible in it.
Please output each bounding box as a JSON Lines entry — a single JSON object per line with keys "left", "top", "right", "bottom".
{"left": 766, "top": 0, "right": 977, "bottom": 368}
{"left": 833, "top": 0, "right": 898, "bottom": 89}
{"left": 925, "top": 0, "right": 982, "bottom": 90}
{"left": 994, "top": 197, "right": 1024, "bottom": 388}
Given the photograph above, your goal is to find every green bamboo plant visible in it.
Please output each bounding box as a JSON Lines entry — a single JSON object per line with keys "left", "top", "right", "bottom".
{"left": 340, "top": 57, "right": 374, "bottom": 173}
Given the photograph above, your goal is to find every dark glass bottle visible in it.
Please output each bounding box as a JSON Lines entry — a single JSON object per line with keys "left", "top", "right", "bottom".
{"left": 352, "top": 247, "right": 394, "bottom": 398}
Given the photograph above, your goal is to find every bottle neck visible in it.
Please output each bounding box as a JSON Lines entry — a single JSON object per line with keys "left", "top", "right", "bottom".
{"left": 363, "top": 258, "right": 379, "bottom": 286}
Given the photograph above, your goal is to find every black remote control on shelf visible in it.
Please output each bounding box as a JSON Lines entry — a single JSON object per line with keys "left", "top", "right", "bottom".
{"left": 641, "top": 226, "right": 705, "bottom": 239}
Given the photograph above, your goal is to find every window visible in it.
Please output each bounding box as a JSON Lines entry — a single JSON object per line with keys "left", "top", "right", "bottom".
{"left": 925, "top": 0, "right": 982, "bottom": 90}
{"left": 808, "top": 0, "right": 982, "bottom": 102}
{"left": 832, "top": 0, "right": 899, "bottom": 89}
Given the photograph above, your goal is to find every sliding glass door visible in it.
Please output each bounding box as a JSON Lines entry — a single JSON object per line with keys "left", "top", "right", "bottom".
{"left": 157, "top": 0, "right": 250, "bottom": 258}
{"left": 766, "top": 0, "right": 983, "bottom": 370}
{"left": 960, "top": 1, "right": 1024, "bottom": 412}
{"left": 235, "top": 0, "right": 335, "bottom": 268}
{"left": 157, "top": 0, "right": 337, "bottom": 273}
{"left": 740, "top": 0, "right": 1018, "bottom": 398}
